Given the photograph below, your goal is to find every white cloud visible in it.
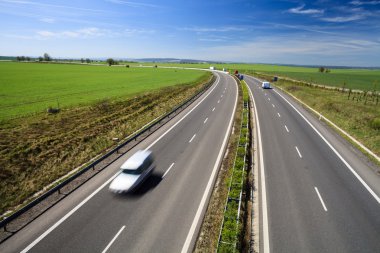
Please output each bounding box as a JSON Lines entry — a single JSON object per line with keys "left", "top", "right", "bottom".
{"left": 105, "top": 0, "right": 160, "bottom": 8}
{"left": 350, "top": 1, "right": 380, "bottom": 5}
{"left": 180, "top": 26, "right": 247, "bottom": 33}
{"left": 321, "top": 14, "right": 365, "bottom": 22}
{"left": 288, "top": 5, "right": 324, "bottom": 15}
{"left": 39, "top": 17, "right": 55, "bottom": 23}
{"left": 36, "top": 27, "right": 107, "bottom": 39}
{"left": 194, "top": 36, "right": 380, "bottom": 64}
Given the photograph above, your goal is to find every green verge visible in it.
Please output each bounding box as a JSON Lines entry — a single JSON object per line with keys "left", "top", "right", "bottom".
{"left": 0, "top": 70, "right": 212, "bottom": 215}
{"left": 254, "top": 72, "right": 380, "bottom": 167}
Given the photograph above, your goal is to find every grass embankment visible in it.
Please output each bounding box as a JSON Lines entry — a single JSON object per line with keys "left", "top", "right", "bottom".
{"left": 0, "top": 63, "right": 211, "bottom": 215}
{"left": 153, "top": 62, "right": 380, "bottom": 91}
{"left": 256, "top": 73, "right": 380, "bottom": 161}
{"left": 0, "top": 62, "right": 207, "bottom": 121}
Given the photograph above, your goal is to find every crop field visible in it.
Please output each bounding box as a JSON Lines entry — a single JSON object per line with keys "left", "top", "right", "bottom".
{"left": 151, "top": 63, "right": 380, "bottom": 91}
{"left": 0, "top": 62, "right": 207, "bottom": 121}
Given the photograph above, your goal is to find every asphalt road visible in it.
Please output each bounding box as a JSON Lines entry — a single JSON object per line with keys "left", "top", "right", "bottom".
{"left": 245, "top": 75, "right": 380, "bottom": 253}
{"left": 0, "top": 71, "right": 238, "bottom": 253}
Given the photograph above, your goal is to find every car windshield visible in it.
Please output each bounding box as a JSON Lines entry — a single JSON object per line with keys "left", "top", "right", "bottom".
{"left": 122, "top": 155, "right": 153, "bottom": 175}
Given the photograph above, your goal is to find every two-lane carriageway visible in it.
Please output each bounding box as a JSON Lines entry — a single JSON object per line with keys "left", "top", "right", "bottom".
{"left": 0, "top": 71, "right": 238, "bottom": 253}
{"left": 245, "top": 75, "right": 380, "bottom": 253}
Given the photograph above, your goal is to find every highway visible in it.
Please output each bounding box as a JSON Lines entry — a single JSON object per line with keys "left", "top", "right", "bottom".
{"left": 0, "top": 71, "right": 238, "bottom": 253}
{"left": 245, "top": 75, "right": 380, "bottom": 252}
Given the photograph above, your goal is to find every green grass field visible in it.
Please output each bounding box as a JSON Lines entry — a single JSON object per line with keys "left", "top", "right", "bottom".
{"left": 151, "top": 63, "right": 380, "bottom": 91}
{"left": 0, "top": 62, "right": 207, "bottom": 120}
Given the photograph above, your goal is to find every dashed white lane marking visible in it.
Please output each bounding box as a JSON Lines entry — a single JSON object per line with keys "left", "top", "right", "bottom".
{"left": 277, "top": 113, "right": 281, "bottom": 117}
{"left": 102, "top": 225, "right": 126, "bottom": 253}
{"left": 189, "top": 134, "right": 196, "bottom": 143}
{"left": 315, "top": 187, "right": 328, "bottom": 212}
{"left": 272, "top": 104, "right": 275, "bottom": 108}
{"left": 162, "top": 163, "right": 175, "bottom": 178}
{"left": 217, "top": 100, "right": 220, "bottom": 103}
{"left": 221, "top": 95, "right": 223, "bottom": 98}
{"left": 285, "top": 125, "right": 289, "bottom": 132}
{"left": 204, "top": 118, "right": 208, "bottom": 124}
{"left": 212, "top": 107, "right": 215, "bottom": 112}
{"left": 295, "top": 146, "right": 302, "bottom": 158}
{"left": 268, "top": 98, "right": 270, "bottom": 101}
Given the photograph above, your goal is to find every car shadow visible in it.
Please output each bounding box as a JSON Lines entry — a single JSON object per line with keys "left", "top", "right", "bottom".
{"left": 115, "top": 172, "right": 163, "bottom": 198}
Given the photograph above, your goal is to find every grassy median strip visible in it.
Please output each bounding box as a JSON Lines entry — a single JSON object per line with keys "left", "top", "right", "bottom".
{"left": 0, "top": 66, "right": 211, "bottom": 215}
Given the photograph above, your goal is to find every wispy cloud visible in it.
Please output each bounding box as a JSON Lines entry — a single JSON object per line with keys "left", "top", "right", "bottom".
{"left": 198, "top": 35, "right": 380, "bottom": 65}
{"left": 0, "top": 0, "right": 108, "bottom": 13}
{"left": 180, "top": 26, "right": 247, "bottom": 33}
{"left": 321, "top": 14, "right": 365, "bottom": 22}
{"left": 287, "top": 5, "right": 324, "bottom": 15}
{"left": 39, "top": 17, "right": 55, "bottom": 23}
{"left": 124, "top": 28, "right": 155, "bottom": 36}
{"left": 105, "top": 0, "right": 160, "bottom": 8}
{"left": 350, "top": 1, "right": 380, "bottom": 5}
{"left": 36, "top": 27, "right": 107, "bottom": 39}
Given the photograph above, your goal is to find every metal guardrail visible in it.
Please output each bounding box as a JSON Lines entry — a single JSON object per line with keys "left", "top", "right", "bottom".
{"left": 0, "top": 74, "right": 216, "bottom": 234}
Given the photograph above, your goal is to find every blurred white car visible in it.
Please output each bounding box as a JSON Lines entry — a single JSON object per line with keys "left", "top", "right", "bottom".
{"left": 109, "top": 150, "right": 154, "bottom": 193}
{"left": 262, "top": 81, "right": 271, "bottom": 89}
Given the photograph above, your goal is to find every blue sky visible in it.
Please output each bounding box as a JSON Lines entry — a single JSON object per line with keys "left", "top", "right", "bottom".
{"left": 1, "top": 0, "right": 380, "bottom": 66}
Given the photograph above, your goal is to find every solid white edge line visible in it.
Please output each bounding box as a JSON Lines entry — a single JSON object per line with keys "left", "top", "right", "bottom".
{"left": 101, "top": 225, "right": 126, "bottom": 253}
{"left": 314, "top": 187, "right": 328, "bottom": 212}
{"left": 244, "top": 80, "right": 270, "bottom": 253}
{"left": 20, "top": 172, "right": 121, "bottom": 253}
{"left": 22, "top": 73, "right": 222, "bottom": 253}
{"left": 181, "top": 74, "right": 238, "bottom": 253}
{"left": 295, "top": 146, "right": 302, "bottom": 158}
{"left": 162, "top": 163, "right": 175, "bottom": 179}
{"left": 189, "top": 134, "right": 196, "bottom": 143}
{"left": 271, "top": 89, "right": 380, "bottom": 204}
{"left": 144, "top": 74, "right": 220, "bottom": 151}
{"left": 204, "top": 118, "right": 208, "bottom": 124}
{"left": 285, "top": 125, "right": 289, "bottom": 133}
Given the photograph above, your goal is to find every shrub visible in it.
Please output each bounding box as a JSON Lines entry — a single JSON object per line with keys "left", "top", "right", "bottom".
{"left": 370, "top": 118, "right": 380, "bottom": 130}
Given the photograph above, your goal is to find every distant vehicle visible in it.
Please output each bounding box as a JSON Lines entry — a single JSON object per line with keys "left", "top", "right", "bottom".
{"left": 210, "top": 66, "right": 216, "bottom": 70}
{"left": 109, "top": 150, "right": 154, "bottom": 193}
{"left": 262, "top": 81, "right": 271, "bottom": 89}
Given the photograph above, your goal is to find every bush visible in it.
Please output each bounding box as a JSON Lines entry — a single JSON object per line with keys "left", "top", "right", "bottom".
{"left": 370, "top": 118, "right": 380, "bottom": 130}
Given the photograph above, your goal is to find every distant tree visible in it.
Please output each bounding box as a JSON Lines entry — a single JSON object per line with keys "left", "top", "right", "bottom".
{"left": 20, "top": 56, "right": 26, "bottom": 61}
{"left": 86, "top": 58, "right": 91, "bottom": 63}
{"left": 43, "top": 53, "right": 51, "bottom": 61}
{"left": 16, "top": 56, "right": 21, "bottom": 61}
{"left": 319, "top": 67, "right": 325, "bottom": 73}
{"left": 325, "top": 68, "right": 331, "bottom": 73}
{"left": 81, "top": 58, "right": 85, "bottom": 63}
{"left": 38, "top": 56, "right": 43, "bottom": 62}
{"left": 106, "top": 58, "right": 117, "bottom": 66}
{"left": 26, "top": 56, "right": 31, "bottom": 61}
